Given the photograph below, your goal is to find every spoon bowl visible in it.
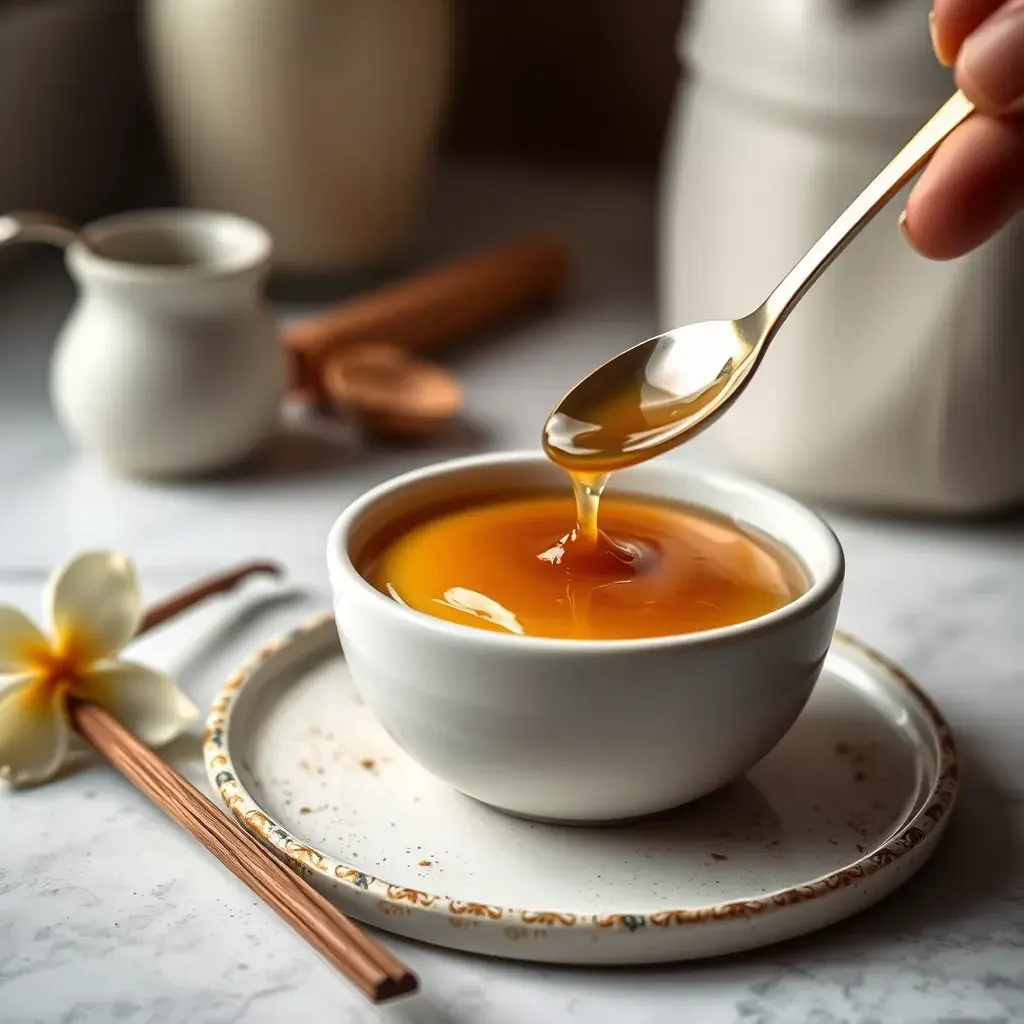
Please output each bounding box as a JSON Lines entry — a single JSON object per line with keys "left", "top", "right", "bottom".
{"left": 543, "top": 314, "right": 764, "bottom": 473}
{"left": 544, "top": 91, "right": 975, "bottom": 471}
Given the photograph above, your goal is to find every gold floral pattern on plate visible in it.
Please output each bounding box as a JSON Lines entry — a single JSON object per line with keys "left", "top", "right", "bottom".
{"left": 449, "top": 901, "right": 503, "bottom": 919}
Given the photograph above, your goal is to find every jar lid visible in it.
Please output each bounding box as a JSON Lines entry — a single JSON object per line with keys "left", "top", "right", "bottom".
{"left": 679, "top": 0, "right": 955, "bottom": 122}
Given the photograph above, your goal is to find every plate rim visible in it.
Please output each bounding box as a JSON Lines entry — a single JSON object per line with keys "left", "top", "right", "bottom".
{"left": 204, "top": 613, "right": 958, "bottom": 938}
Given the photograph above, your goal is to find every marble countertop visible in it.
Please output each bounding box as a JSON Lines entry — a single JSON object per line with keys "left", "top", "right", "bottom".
{"left": 0, "top": 166, "right": 1021, "bottom": 1024}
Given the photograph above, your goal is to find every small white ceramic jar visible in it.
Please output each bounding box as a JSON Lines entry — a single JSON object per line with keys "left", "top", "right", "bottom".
{"left": 51, "top": 210, "right": 285, "bottom": 477}
{"left": 661, "top": 0, "right": 1024, "bottom": 514}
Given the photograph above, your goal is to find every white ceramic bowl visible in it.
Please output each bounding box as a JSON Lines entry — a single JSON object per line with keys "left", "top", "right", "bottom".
{"left": 327, "top": 452, "right": 844, "bottom": 823}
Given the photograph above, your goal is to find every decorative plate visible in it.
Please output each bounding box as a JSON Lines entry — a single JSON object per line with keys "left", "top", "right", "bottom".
{"left": 204, "top": 615, "right": 957, "bottom": 964}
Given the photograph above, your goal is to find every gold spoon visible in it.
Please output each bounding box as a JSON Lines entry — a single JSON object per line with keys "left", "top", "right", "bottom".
{"left": 543, "top": 91, "right": 975, "bottom": 474}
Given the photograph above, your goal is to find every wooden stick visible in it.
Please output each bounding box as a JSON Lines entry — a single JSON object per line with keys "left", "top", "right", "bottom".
{"left": 70, "top": 703, "right": 417, "bottom": 1003}
{"left": 68, "top": 564, "right": 418, "bottom": 1004}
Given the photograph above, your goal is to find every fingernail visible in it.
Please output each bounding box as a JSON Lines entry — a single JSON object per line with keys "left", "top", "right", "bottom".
{"left": 929, "top": 11, "right": 953, "bottom": 66}
{"left": 959, "top": 1, "right": 1024, "bottom": 113}
{"left": 898, "top": 211, "right": 923, "bottom": 256}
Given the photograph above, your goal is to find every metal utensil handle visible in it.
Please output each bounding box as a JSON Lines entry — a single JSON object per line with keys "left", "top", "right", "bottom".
{"left": 762, "top": 90, "right": 975, "bottom": 331}
{"left": 0, "top": 211, "right": 83, "bottom": 250}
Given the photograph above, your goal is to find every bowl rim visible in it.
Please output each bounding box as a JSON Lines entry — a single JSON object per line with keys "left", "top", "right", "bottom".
{"left": 326, "top": 451, "right": 844, "bottom": 653}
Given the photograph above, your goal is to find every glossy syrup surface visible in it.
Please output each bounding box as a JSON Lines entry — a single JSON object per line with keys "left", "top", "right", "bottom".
{"left": 541, "top": 331, "right": 740, "bottom": 475}
{"left": 359, "top": 490, "right": 805, "bottom": 641}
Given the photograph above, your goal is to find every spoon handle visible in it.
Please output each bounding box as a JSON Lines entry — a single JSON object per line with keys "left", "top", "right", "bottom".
{"left": 761, "top": 90, "right": 975, "bottom": 330}
{"left": 0, "top": 211, "right": 83, "bottom": 250}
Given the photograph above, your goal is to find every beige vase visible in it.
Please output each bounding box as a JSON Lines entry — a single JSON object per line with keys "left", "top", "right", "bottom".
{"left": 144, "top": 0, "right": 453, "bottom": 273}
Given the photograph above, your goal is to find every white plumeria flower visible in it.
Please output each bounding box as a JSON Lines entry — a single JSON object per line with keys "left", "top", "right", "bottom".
{"left": 0, "top": 550, "right": 197, "bottom": 787}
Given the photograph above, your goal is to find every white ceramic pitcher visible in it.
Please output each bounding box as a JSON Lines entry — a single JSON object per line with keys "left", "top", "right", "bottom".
{"left": 3, "top": 209, "right": 286, "bottom": 477}
{"left": 661, "top": 0, "right": 1024, "bottom": 514}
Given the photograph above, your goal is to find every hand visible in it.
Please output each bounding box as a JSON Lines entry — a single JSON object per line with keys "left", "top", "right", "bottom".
{"left": 901, "top": 0, "right": 1024, "bottom": 259}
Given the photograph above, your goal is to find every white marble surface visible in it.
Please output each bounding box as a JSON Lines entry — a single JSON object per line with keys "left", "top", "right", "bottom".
{"left": 0, "top": 166, "right": 1022, "bottom": 1024}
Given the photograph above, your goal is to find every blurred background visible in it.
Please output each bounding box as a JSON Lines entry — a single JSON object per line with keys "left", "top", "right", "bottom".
{"left": 1, "top": 0, "right": 1020, "bottom": 514}
{"left": 0, "top": 0, "right": 685, "bottom": 218}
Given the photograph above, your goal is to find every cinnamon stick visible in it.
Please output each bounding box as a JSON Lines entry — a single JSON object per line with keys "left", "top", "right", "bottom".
{"left": 284, "top": 236, "right": 572, "bottom": 399}
{"left": 70, "top": 703, "right": 417, "bottom": 1003}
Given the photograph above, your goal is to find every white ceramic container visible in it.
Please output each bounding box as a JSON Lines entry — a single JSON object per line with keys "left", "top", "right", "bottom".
{"left": 51, "top": 209, "right": 285, "bottom": 477}
{"left": 144, "top": 0, "right": 453, "bottom": 274}
{"left": 327, "top": 452, "right": 844, "bottom": 823}
{"left": 661, "top": 0, "right": 1024, "bottom": 514}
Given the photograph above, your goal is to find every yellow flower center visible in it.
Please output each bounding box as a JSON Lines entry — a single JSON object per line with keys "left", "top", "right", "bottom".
{"left": 24, "top": 644, "right": 90, "bottom": 699}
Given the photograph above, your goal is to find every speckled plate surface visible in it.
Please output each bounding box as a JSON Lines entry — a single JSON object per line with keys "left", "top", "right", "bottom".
{"left": 204, "top": 615, "right": 957, "bottom": 964}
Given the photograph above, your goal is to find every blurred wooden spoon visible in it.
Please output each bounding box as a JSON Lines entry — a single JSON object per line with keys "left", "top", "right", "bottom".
{"left": 321, "top": 344, "right": 463, "bottom": 439}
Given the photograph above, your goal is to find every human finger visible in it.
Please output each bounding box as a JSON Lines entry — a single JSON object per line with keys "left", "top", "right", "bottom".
{"left": 901, "top": 113, "right": 1024, "bottom": 258}
{"left": 930, "top": 0, "right": 1006, "bottom": 66}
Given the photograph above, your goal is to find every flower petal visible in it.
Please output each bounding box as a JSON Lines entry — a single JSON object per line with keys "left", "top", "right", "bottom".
{"left": 84, "top": 661, "right": 197, "bottom": 747}
{"left": 47, "top": 551, "right": 142, "bottom": 663}
{"left": 0, "top": 606, "right": 48, "bottom": 672}
{"left": 0, "top": 677, "right": 70, "bottom": 787}
{"left": 0, "top": 671, "right": 44, "bottom": 697}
